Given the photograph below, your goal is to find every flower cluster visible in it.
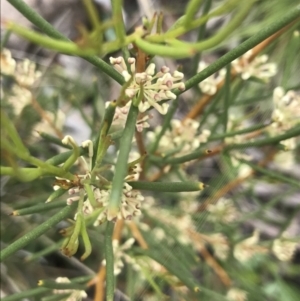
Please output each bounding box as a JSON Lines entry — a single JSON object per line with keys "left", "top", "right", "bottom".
{"left": 110, "top": 56, "right": 185, "bottom": 114}
{"left": 232, "top": 50, "right": 277, "bottom": 81}
{"left": 53, "top": 277, "right": 87, "bottom": 301}
{"left": 268, "top": 87, "right": 300, "bottom": 149}
{"left": 55, "top": 137, "right": 144, "bottom": 224}
{"left": 102, "top": 238, "right": 139, "bottom": 275}
{"left": 197, "top": 61, "right": 226, "bottom": 95}
{"left": 272, "top": 233, "right": 299, "bottom": 262}
{"left": 233, "top": 230, "right": 268, "bottom": 263}
{"left": 148, "top": 118, "right": 210, "bottom": 157}
{"left": 108, "top": 100, "right": 151, "bottom": 132}
{"left": 207, "top": 198, "right": 240, "bottom": 224}
{"left": 93, "top": 183, "right": 144, "bottom": 224}
{"left": 226, "top": 288, "right": 248, "bottom": 301}
{"left": 197, "top": 232, "right": 230, "bottom": 261}
{"left": 1, "top": 48, "right": 41, "bottom": 115}
{"left": 1, "top": 49, "right": 65, "bottom": 138}
{"left": 197, "top": 51, "right": 276, "bottom": 95}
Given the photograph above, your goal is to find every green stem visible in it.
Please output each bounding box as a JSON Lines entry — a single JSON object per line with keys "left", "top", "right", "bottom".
{"left": 223, "top": 64, "right": 231, "bottom": 133}
{"left": 1, "top": 288, "right": 50, "bottom": 301}
{"left": 6, "top": 22, "right": 98, "bottom": 56}
{"left": 160, "top": 149, "right": 211, "bottom": 165}
{"left": 181, "top": 0, "right": 257, "bottom": 51}
{"left": 111, "top": 0, "right": 126, "bottom": 45}
{"left": 238, "top": 159, "right": 300, "bottom": 188}
{"left": 93, "top": 101, "right": 117, "bottom": 168}
{"left": 0, "top": 30, "right": 12, "bottom": 50}
{"left": 225, "top": 124, "right": 300, "bottom": 150}
{"left": 38, "top": 280, "right": 86, "bottom": 290}
{"left": 136, "top": 0, "right": 256, "bottom": 58}
{"left": 105, "top": 221, "right": 115, "bottom": 301}
{"left": 134, "top": 248, "right": 228, "bottom": 300}
{"left": 80, "top": 219, "right": 92, "bottom": 261}
{"left": 0, "top": 204, "right": 76, "bottom": 262}
{"left": 154, "top": 0, "right": 239, "bottom": 41}
{"left": 127, "top": 181, "right": 206, "bottom": 192}
{"left": 149, "top": 98, "right": 179, "bottom": 154}
{"left": 191, "top": 0, "right": 212, "bottom": 75}
{"left": 184, "top": 0, "right": 205, "bottom": 27}
{"left": 38, "top": 132, "right": 72, "bottom": 149}
{"left": 209, "top": 122, "right": 271, "bottom": 141}
{"left": 1, "top": 110, "right": 29, "bottom": 154}
{"left": 6, "top": 0, "right": 124, "bottom": 85}
{"left": 178, "top": 7, "right": 300, "bottom": 93}
{"left": 12, "top": 200, "right": 66, "bottom": 216}
{"left": 0, "top": 166, "right": 43, "bottom": 182}
{"left": 25, "top": 239, "right": 63, "bottom": 262}
{"left": 107, "top": 103, "right": 139, "bottom": 220}
{"left": 82, "top": 0, "right": 102, "bottom": 31}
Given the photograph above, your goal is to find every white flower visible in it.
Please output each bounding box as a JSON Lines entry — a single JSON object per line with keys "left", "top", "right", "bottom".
{"left": 197, "top": 232, "right": 230, "bottom": 260}
{"left": 110, "top": 56, "right": 185, "bottom": 114}
{"left": 107, "top": 100, "right": 151, "bottom": 132}
{"left": 15, "top": 58, "right": 42, "bottom": 87}
{"left": 94, "top": 183, "right": 144, "bottom": 225}
{"left": 53, "top": 277, "right": 87, "bottom": 301}
{"left": 198, "top": 61, "right": 226, "bottom": 95}
{"left": 234, "top": 230, "right": 268, "bottom": 262}
{"left": 232, "top": 50, "right": 277, "bottom": 81}
{"left": 7, "top": 85, "right": 32, "bottom": 116}
{"left": 272, "top": 233, "right": 299, "bottom": 261}
{"left": 207, "top": 198, "right": 239, "bottom": 224}
{"left": 32, "top": 110, "right": 65, "bottom": 140}
{"left": 102, "top": 238, "right": 137, "bottom": 275}
{"left": 147, "top": 118, "right": 210, "bottom": 157}
{"left": 271, "top": 87, "right": 300, "bottom": 127}
{"left": 52, "top": 137, "right": 144, "bottom": 225}
{"left": 1, "top": 48, "right": 16, "bottom": 75}
{"left": 226, "top": 288, "right": 248, "bottom": 301}
{"left": 209, "top": 233, "right": 230, "bottom": 260}
{"left": 267, "top": 87, "right": 300, "bottom": 150}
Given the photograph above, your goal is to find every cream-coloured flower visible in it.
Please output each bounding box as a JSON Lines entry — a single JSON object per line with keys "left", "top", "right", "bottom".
{"left": 32, "top": 110, "right": 65, "bottom": 138}
{"left": 271, "top": 87, "right": 300, "bottom": 128}
{"left": 272, "top": 233, "right": 299, "bottom": 261}
{"left": 147, "top": 118, "right": 210, "bottom": 157}
{"left": 52, "top": 137, "right": 144, "bottom": 225}
{"left": 198, "top": 61, "right": 226, "bottom": 95}
{"left": 7, "top": 85, "right": 32, "bottom": 116}
{"left": 107, "top": 100, "right": 151, "bottom": 132}
{"left": 209, "top": 233, "right": 230, "bottom": 260}
{"left": 102, "top": 238, "right": 138, "bottom": 275}
{"left": 53, "top": 277, "right": 87, "bottom": 301}
{"left": 207, "top": 198, "right": 239, "bottom": 224}
{"left": 226, "top": 288, "right": 248, "bottom": 301}
{"left": 234, "top": 230, "right": 268, "bottom": 262}
{"left": 94, "top": 183, "right": 144, "bottom": 225}
{"left": 232, "top": 50, "right": 277, "bottom": 81}
{"left": 0, "top": 48, "right": 16, "bottom": 75}
{"left": 15, "top": 58, "right": 41, "bottom": 87}
{"left": 266, "top": 87, "right": 300, "bottom": 151}
{"left": 110, "top": 56, "right": 185, "bottom": 114}
{"left": 198, "top": 232, "right": 230, "bottom": 260}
